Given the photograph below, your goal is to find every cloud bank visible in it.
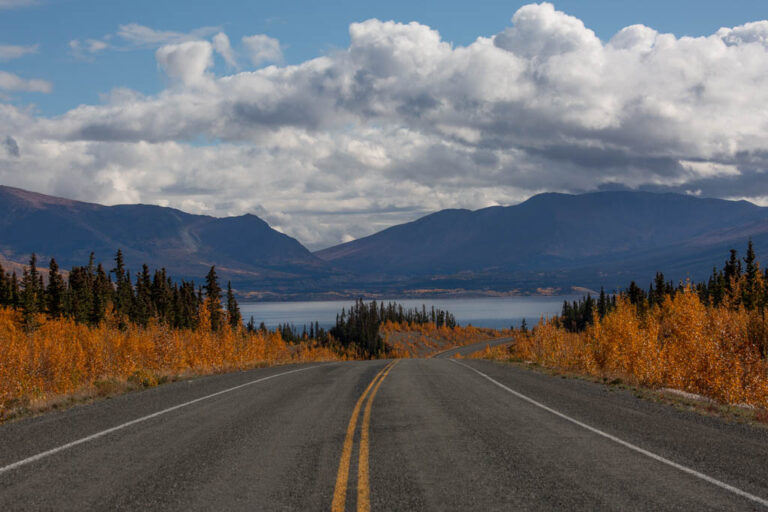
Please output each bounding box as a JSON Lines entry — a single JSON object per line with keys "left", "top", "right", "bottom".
{"left": 1, "top": 2, "right": 768, "bottom": 248}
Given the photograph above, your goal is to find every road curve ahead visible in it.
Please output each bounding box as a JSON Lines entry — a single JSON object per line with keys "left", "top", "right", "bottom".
{"left": 432, "top": 336, "right": 516, "bottom": 358}
{"left": 1, "top": 358, "right": 768, "bottom": 511}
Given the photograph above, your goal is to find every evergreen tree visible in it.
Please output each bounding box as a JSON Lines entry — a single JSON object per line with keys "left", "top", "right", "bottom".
{"left": 9, "top": 272, "right": 20, "bottom": 307}
{"left": 67, "top": 265, "right": 94, "bottom": 323}
{"left": 20, "top": 254, "right": 42, "bottom": 330}
{"left": 132, "top": 264, "right": 153, "bottom": 326}
{"left": 0, "top": 263, "right": 10, "bottom": 306}
{"left": 46, "top": 258, "right": 65, "bottom": 317}
{"left": 742, "top": 239, "right": 762, "bottom": 310}
{"left": 652, "top": 272, "right": 666, "bottom": 306}
{"left": 173, "top": 280, "right": 198, "bottom": 329}
{"left": 111, "top": 249, "right": 133, "bottom": 318}
{"left": 708, "top": 267, "right": 725, "bottom": 306}
{"left": 90, "top": 263, "right": 112, "bottom": 324}
{"left": 724, "top": 248, "right": 742, "bottom": 302}
{"left": 204, "top": 266, "right": 223, "bottom": 331}
{"left": 597, "top": 287, "right": 608, "bottom": 318}
{"left": 226, "top": 281, "right": 241, "bottom": 329}
{"left": 627, "top": 281, "right": 645, "bottom": 306}
{"left": 151, "top": 269, "right": 173, "bottom": 324}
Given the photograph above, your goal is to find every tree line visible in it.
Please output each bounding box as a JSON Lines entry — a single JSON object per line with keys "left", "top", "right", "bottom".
{"left": 246, "top": 320, "right": 332, "bottom": 345}
{"left": 0, "top": 251, "right": 463, "bottom": 358}
{"left": 558, "top": 240, "right": 768, "bottom": 333}
{"left": 0, "top": 250, "right": 241, "bottom": 332}
{"left": 330, "top": 299, "right": 458, "bottom": 356}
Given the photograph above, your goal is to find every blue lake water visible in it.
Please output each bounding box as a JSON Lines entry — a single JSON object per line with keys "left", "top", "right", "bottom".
{"left": 239, "top": 296, "right": 578, "bottom": 331}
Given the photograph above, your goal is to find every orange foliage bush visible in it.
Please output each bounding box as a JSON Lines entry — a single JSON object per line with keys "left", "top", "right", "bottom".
{"left": 0, "top": 306, "right": 352, "bottom": 417}
{"left": 381, "top": 320, "right": 509, "bottom": 357}
{"left": 504, "top": 288, "right": 768, "bottom": 407}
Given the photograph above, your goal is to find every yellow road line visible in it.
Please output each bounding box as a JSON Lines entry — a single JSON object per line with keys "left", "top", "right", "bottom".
{"left": 357, "top": 360, "right": 397, "bottom": 512}
{"left": 331, "top": 361, "right": 395, "bottom": 512}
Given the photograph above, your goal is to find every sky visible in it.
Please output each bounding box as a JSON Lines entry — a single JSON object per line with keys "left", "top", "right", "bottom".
{"left": 1, "top": 0, "right": 768, "bottom": 249}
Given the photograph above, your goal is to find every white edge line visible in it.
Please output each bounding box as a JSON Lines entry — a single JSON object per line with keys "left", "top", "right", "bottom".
{"left": 450, "top": 359, "right": 768, "bottom": 508}
{"left": 0, "top": 364, "right": 323, "bottom": 476}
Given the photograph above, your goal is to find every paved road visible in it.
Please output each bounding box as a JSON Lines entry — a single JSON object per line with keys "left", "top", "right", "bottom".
{"left": 432, "top": 336, "right": 516, "bottom": 358}
{"left": 1, "top": 357, "right": 768, "bottom": 510}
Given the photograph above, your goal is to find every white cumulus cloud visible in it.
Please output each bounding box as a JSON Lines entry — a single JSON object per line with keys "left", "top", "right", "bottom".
{"left": 3, "top": 3, "right": 768, "bottom": 248}
{"left": 155, "top": 41, "right": 213, "bottom": 87}
{"left": 241, "top": 34, "right": 283, "bottom": 66}
{"left": 212, "top": 32, "right": 237, "bottom": 68}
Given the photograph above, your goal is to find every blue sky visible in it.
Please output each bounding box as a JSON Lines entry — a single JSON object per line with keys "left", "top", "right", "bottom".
{"left": 3, "top": 0, "right": 766, "bottom": 115}
{"left": 1, "top": 1, "right": 768, "bottom": 248}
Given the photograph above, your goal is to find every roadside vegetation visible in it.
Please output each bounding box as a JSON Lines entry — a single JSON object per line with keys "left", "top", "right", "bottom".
{"left": 383, "top": 321, "right": 510, "bottom": 357}
{"left": 0, "top": 251, "right": 360, "bottom": 420}
{"left": 474, "top": 241, "right": 768, "bottom": 410}
{"left": 0, "top": 250, "right": 479, "bottom": 420}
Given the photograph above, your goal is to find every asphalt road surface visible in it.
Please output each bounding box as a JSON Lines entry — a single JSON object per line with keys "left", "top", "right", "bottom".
{"left": 432, "top": 336, "right": 516, "bottom": 358}
{"left": 2, "top": 352, "right": 768, "bottom": 510}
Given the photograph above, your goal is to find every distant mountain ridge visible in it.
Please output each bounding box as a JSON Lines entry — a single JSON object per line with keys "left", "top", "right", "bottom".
{"left": 2, "top": 185, "right": 767, "bottom": 298}
{"left": 315, "top": 191, "right": 768, "bottom": 290}
{"left": 0, "top": 185, "right": 335, "bottom": 294}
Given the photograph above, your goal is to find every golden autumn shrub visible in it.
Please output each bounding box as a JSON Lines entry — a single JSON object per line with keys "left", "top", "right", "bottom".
{"left": 380, "top": 320, "right": 508, "bottom": 357}
{"left": 0, "top": 306, "right": 350, "bottom": 418}
{"left": 507, "top": 288, "right": 768, "bottom": 407}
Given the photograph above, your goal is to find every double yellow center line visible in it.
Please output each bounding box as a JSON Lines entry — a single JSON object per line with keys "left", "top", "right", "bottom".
{"left": 331, "top": 360, "right": 398, "bottom": 512}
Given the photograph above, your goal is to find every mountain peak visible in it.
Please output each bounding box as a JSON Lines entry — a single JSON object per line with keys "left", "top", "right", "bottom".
{"left": 0, "top": 185, "right": 87, "bottom": 209}
{"left": 315, "top": 190, "right": 768, "bottom": 289}
{"left": 0, "top": 185, "right": 331, "bottom": 293}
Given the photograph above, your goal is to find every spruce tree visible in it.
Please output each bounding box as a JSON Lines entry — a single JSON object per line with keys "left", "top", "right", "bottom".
{"left": 724, "top": 248, "right": 742, "bottom": 301}
{"left": 90, "top": 263, "right": 112, "bottom": 324}
{"left": 743, "top": 240, "right": 762, "bottom": 310}
{"left": 68, "top": 266, "right": 94, "bottom": 323}
{"left": 10, "top": 272, "right": 20, "bottom": 307}
{"left": 653, "top": 272, "right": 666, "bottom": 306}
{"left": 111, "top": 249, "right": 133, "bottom": 318}
{"left": 46, "top": 258, "right": 65, "bottom": 317}
{"left": 20, "top": 254, "right": 42, "bottom": 330}
{"left": 204, "top": 266, "right": 223, "bottom": 331}
{"left": 226, "top": 281, "right": 241, "bottom": 329}
{"left": 132, "top": 264, "right": 153, "bottom": 326}
{"left": 598, "top": 287, "right": 607, "bottom": 318}
{"left": 0, "top": 263, "right": 9, "bottom": 306}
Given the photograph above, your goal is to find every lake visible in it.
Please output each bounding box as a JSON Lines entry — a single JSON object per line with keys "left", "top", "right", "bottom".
{"left": 239, "top": 296, "right": 577, "bottom": 331}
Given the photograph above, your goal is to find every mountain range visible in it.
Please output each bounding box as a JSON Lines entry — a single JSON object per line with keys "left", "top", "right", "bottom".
{"left": 0, "top": 185, "right": 339, "bottom": 298}
{"left": 1, "top": 185, "right": 766, "bottom": 298}
{"left": 316, "top": 191, "right": 768, "bottom": 292}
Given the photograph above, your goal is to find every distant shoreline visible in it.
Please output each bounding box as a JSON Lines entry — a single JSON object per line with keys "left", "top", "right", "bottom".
{"left": 236, "top": 291, "right": 587, "bottom": 304}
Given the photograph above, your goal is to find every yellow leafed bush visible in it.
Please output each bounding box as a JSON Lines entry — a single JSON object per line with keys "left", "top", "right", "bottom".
{"left": 380, "top": 320, "right": 509, "bottom": 357}
{"left": 0, "top": 306, "right": 351, "bottom": 417}
{"left": 508, "top": 288, "right": 768, "bottom": 407}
